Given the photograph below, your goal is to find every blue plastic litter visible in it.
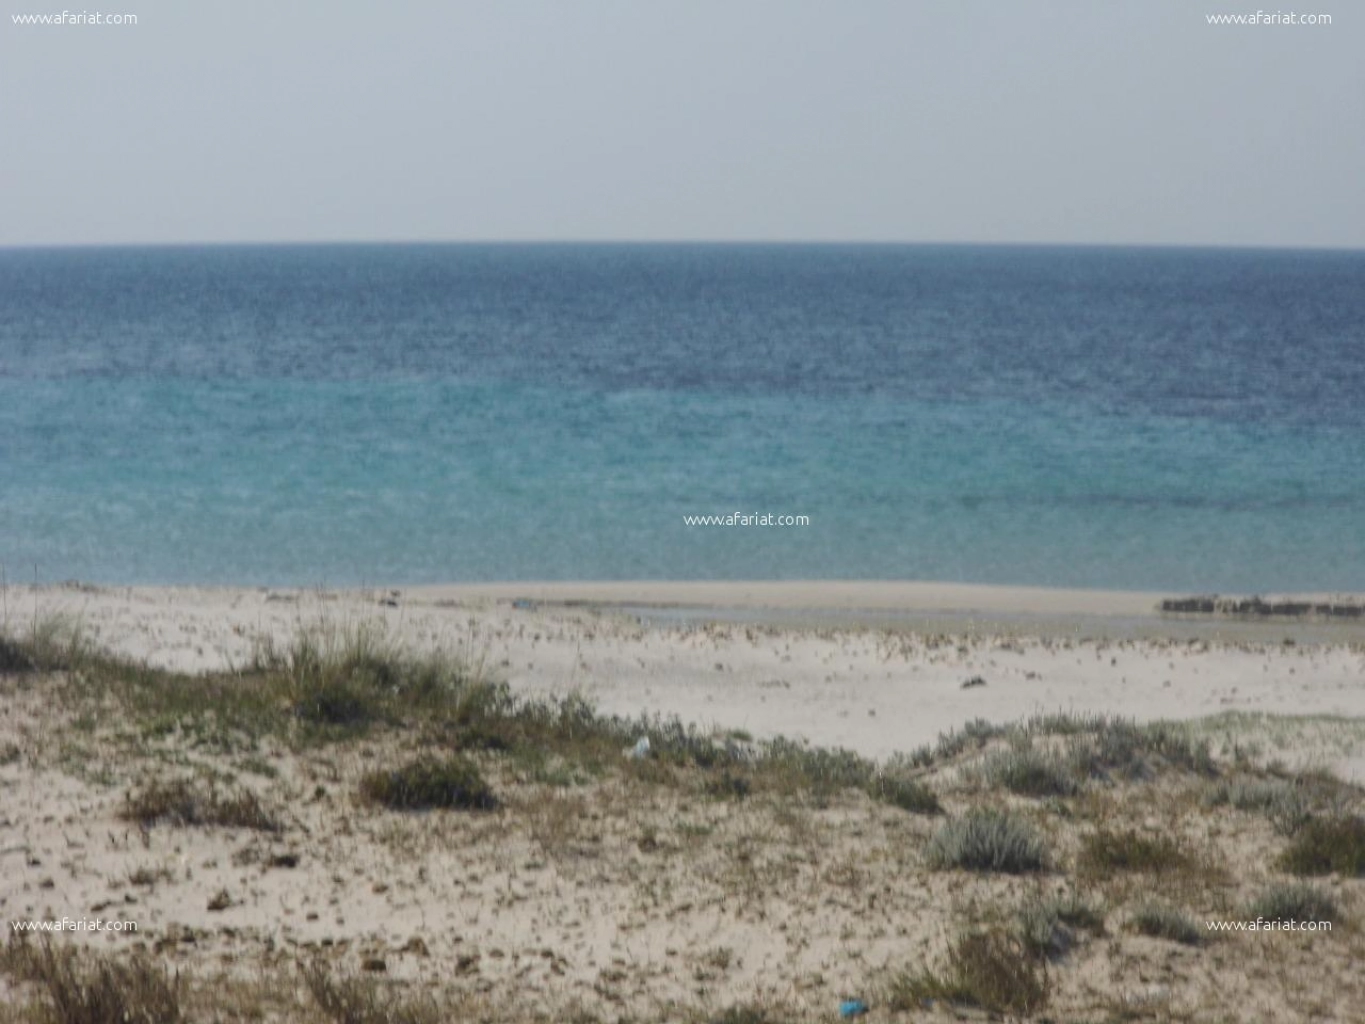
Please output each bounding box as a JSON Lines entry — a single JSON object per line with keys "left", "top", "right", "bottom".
{"left": 839, "top": 999, "right": 869, "bottom": 1018}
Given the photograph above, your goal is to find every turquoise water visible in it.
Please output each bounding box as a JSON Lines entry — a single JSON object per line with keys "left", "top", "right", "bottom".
{"left": 2, "top": 244, "right": 1363, "bottom": 590}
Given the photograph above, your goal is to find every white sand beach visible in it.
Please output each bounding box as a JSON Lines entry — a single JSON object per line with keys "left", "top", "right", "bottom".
{"left": 16, "top": 581, "right": 1365, "bottom": 777}
{"left": 4, "top": 581, "right": 1365, "bottom": 1022}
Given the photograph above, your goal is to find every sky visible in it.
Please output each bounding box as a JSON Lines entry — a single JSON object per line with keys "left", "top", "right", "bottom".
{"left": 2, "top": 1, "right": 1362, "bottom": 248}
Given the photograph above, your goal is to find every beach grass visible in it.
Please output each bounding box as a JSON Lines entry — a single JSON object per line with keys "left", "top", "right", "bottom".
{"left": 1, "top": 619, "right": 1363, "bottom": 1022}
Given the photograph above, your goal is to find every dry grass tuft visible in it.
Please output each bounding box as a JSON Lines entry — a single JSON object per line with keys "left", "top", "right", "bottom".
{"left": 1077, "top": 828, "right": 1191, "bottom": 879}
{"left": 0, "top": 938, "right": 183, "bottom": 1024}
{"left": 1130, "top": 901, "right": 1202, "bottom": 945}
{"left": 981, "top": 743, "right": 1078, "bottom": 797}
{"left": 888, "top": 929, "right": 1049, "bottom": 1016}
{"left": 302, "top": 960, "right": 442, "bottom": 1024}
{"left": 1017, "top": 891, "right": 1105, "bottom": 959}
{"left": 119, "top": 777, "right": 279, "bottom": 832}
{"left": 1278, "top": 814, "right": 1365, "bottom": 876}
{"left": 359, "top": 755, "right": 496, "bottom": 811}
{"left": 1247, "top": 881, "right": 1341, "bottom": 924}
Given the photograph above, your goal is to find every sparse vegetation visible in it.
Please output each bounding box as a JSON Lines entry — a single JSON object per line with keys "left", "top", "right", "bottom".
{"left": 302, "top": 960, "right": 442, "bottom": 1024}
{"left": 705, "top": 1004, "right": 776, "bottom": 1024}
{"left": 1248, "top": 881, "right": 1340, "bottom": 924}
{"left": 119, "top": 776, "right": 279, "bottom": 832}
{"left": 360, "top": 755, "right": 496, "bottom": 811}
{"left": 868, "top": 772, "right": 941, "bottom": 814}
{"left": 3, "top": 622, "right": 1363, "bottom": 1024}
{"left": 1017, "top": 891, "right": 1104, "bottom": 959}
{"left": 1078, "top": 828, "right": 1191, "bottom": 878}
{"left": 1204, "top": 777, "right": 1312, "bottom": 835}
{"left": 1130, "top": 902, "right": 1201, "bottom": 945}
{"left": 0, "top": 939, "right": 183, "bottom": 1024}
{"left": 981, "top": 742, "right": 1077, "bottom": 797}
{"left": 1278, "top": 815, "right": 1365, "bottom": 876}
{"left": 888, "top": 929, "right": 1049, "bottom": 1016}
{"left": 925, "top": 809, "right": 1048, "bottom": 873}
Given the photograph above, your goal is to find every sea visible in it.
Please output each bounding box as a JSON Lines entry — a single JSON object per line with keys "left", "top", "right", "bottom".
{"left": 2, "top": 243, "right": 1363, "bottom": 593}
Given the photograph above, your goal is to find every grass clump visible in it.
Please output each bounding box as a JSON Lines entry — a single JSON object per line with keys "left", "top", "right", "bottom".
{"left": 760, "top": 738, "right": 874, "bottom": 799}
{"left": 1130, "top": 901, "right": 1201, "bottom": 945}
{"left": 1, "top": 938, "right": 183, "bottom": 1024}
{"left": 868, "top": 772, "right": 941, "bottom": 815}
{"left": 360, "top": 754, "right": 496, "bottom": 811}
{"left": 258, "top": 624, "right": 489, "bottom": 734}
{"left": 302, "top": 960, "right": 441, "bottom": 1024}
{"left": 1017, "top": 900, "right": 1073, "bottom": 960}
{"left": 888, "top": 929, "right": 1048, "bottom": 1016}
{"left": 0, "top": 615, "right": 88, "bottom": 675}
{"left": 1063, "top": 716, "right": 1215, "bottom": 781}
{"left": 1078, "top": 828, "right": 1190, "bottom": 878}
{"left": 119, "top": 777, "right": 279, "bottom": 832}
{"left": 1247, "top": 881, "right": 1340, "bottom": 924}
{"left": 1017, "top": 892, "right": 1104, "bottom": 959}
{"left": 1204, "top": 778, "right": 1311, "bottom": 836}
{"left": 930, "top": 718, "right": 1007, "bottom": 762}
{"left": 0, "top": 634, "right": 35, "bottom": 674}
{"left": 981, "top": 742, "right": 1077, "bottom": 797}
{"left": 1278, "top": 815, "right": 1365, "bottom": 876}
{"left": 706, "top": 1005, "right": 777, "bottom": 1024}
{"left": 925, "top": 809, "right": 1047, "bottom": 874}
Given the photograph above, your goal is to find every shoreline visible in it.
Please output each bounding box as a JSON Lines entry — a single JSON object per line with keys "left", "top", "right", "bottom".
{"left": 23, "top": 577, "right": 1365, "bottom": 616}
{"left": 10, "top": 581, "right": 1364, "bottom": 783}
{"left": 17, "top": 579, "right": 1365, "bottom": 646}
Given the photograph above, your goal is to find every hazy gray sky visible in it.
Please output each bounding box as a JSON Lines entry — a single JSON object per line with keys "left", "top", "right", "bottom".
{"left": 3, "top": 1, "right": 1361, "bottom": 247}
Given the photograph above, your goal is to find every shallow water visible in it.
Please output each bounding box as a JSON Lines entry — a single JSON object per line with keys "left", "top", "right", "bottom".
{"left": 2, "top": 243, "right": 1363, "bottom": 589}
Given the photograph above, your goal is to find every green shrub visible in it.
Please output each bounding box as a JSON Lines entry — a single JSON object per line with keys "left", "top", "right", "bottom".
{"left": 360, "top": 755, "right": 496, "bottom": 811}
{"left": 925, "top": 810, "right": 1047, "bottom": 874}
{"left": 1278, "top": 815, "right": 1365, "bottom": 876}
{"left": 1130, "top": 902, "right": 1201, "bottom": 945}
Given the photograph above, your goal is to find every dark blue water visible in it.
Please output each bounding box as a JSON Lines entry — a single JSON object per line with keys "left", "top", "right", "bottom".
{"left": 2, "top": 244, "right": 1363, "bottom": 590}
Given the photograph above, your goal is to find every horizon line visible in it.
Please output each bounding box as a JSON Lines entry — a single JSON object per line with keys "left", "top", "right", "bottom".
{"left": 3, "top": 238, "right": 1364, "bottom": 255}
